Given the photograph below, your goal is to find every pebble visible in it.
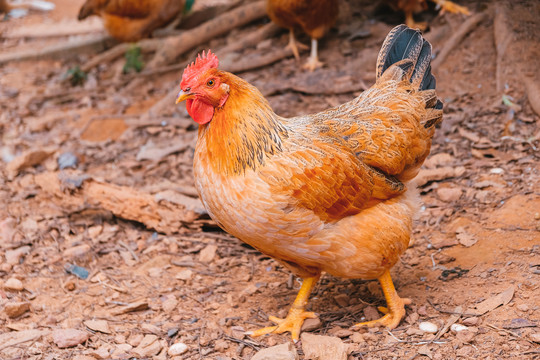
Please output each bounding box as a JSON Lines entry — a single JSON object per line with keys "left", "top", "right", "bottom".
{"left": 141, "top": 323, "right": 161, "bottom": 334}
{"left": 419, "top": 321, "right": 438, "bottom": 334}
{"left": 333, "top": 294, "right": 350, "bottom": 307}
{"left": 168, "top": 342, "right": 188, "bottom": 356}
{"left": 251, "top": 342, "right": 298, "bottom": 360}
{"left": 4, "top": 277, "right": 24, "bottom": 291}
{"left": 450, "top": 324, "right": 468, "bottom": 333}
{"left": 529, "top": 333, "right": 540, "bottom": 343}
{"left": 350, "top": 332, "right": 365, "bottom": 343}
{"left": 5, "top": 301, "right": 31, "bottom": 318}
{"left": 455, "top": 329, "right": 476, "bottom": 343}
{"left": 328, "top": 327, "right": 354, "bottom": 338}
{"left": 63, "top": 244, "right": 91, "bottom": 259}
{"left": 437, "top": 187, "right": 463, "bottom": 202}
{"left": 301, "top": 317, "right": 322, "bottom": 331}
{"left": 363, "top": 306, "right": 381, "bottom": 321}
{"left": 52, "top": 329, "right": 90, "bottom": 348}
{"left": 462, "top": 317, "right": 479, "bottom": 326}
{"left": 175, "top": 269, "right": 193, "bottom": 281}
{"left": 301, "top": 333, "right": 349, "bottom": 360}
{"left": 5, "top": 246, "right": 31, "bottom": 265}
{"left": 132, "top": 334, "right": 162, "bottom": 357}
{"left": 199, "top": 244, "right": 218, "bottom": 263}
{"left": 516, "top": 304, "right": 529, "bottom": 312}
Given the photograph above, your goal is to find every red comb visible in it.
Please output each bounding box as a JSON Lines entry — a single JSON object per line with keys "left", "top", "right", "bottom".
{"left": 181, "top": 50, "right": 219, "bottom": 88}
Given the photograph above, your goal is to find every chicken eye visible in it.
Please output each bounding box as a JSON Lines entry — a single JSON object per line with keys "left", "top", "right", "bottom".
{"left": 207, "top": 79, "right": 215, "bottom": 87}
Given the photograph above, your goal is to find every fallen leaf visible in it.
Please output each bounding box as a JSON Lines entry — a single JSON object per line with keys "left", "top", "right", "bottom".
{"left": 469, "top": 286, "right": 515, "bottom": 315}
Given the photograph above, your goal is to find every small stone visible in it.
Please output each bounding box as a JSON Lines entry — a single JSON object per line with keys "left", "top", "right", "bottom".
{"left": 516, "top": 304, "right": 529, "bottom": 312}
{"left": 437, "top": 187, "right": 462, "bottom": 202}
{"left": 301, "top": 333, "right": 349, "bottom": 360}
{"left": 63, "top": 244, "right": 91, "bottom": 259}
{"left": 199, "top": 244, "right": 218, "bottom": 263}
{"left": 419, "top": 321, "right": 438, "bottom": 334}
{"left": 301, "top": 318, "right": 322, "bottom": 332}
{"left": 406, "top": 327, "right": 424, "bottom": 336}
{"left": 5, "top": 246, "right": 31, "bottom": 265}
{"left": 362, "top": 332, "right": 378, "bottom": 342}
{"left": 431, "top": 236, "right": 458, "bottom": 249}
{"left": 84, "top": 320, "right": 111, "bottom": 334}
{"left": 214, "top": 339, "right": 229, "bottom": 351}
{"left": 175, "top": 269, "right": 193, "bottom": 280}
{"left": 529, "top": 333, "right": 540, "bottom": 343}
{"left": 455, "top": 329, "right": 476, "bottom": 343}
{"left": 251, "top": 342, "right": 298, "bottom": 360}
{"left": 111, "top": 343, "right": 132, "bottom": 358}
{"left": 128, "top": 333, "right": 144, "bottom": 347}
{"left": 363, "top": 306, "right": 380, "bottom": 321}
{"left": 327, "top": 327, "right": 353, "bottom": 338}
{"left": 132, "top": 334, "right": 162, "bottom": 357}
{"left": 52, "top": 329, "right": 90, "bottom": 348}
{"left": 5, "top": 301, "right": 31, "bottom": 318}
{"left": 450, "top": 324, "right": 468, "bottom": 333}
{"left": 168, "top": 342, "right": 188, "bottom": 356}
{"left": 462, "top": 317, "right": 479, "bottom": 326}
{"left": 4, "top": 277, "right": 24, "bottom": 291}
{"left": 350, "top": 332, "right": 364, "bottom": 343}
{"left": 161, "top": 295, "right": 179, "bottom": 313}
{"left": 88, "top": 346, "right": 111, "bottom": 359}
{"left": 141, "top": 323, "right": 161, "bottom": 334}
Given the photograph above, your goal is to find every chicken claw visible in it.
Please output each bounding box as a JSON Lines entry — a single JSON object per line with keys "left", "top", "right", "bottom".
{"left": 286, "top": 29, "right": 309, "bottom": 61}
{"left": 247, "top": 275, "right": 320, "bottom": 342}
{"left": 432, "top": 0, "right": 470, "bottom": 15}
{"left": 354, "top": 270, "right": 411, "bottom": 329}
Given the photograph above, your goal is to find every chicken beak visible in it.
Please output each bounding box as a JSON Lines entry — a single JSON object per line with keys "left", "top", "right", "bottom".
{"left": 175, "top": 90, "right": 193, "bottom": 104}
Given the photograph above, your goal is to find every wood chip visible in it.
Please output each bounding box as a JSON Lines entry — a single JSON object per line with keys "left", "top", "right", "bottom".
{"left": 112, "top": 301, "right": 149, "bottom": 315}
{"left": 84, "top": 320, "right": 111, "bottom": 334}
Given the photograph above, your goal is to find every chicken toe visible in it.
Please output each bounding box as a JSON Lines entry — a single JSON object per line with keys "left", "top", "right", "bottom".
{"left": 247, "top": 275, "right": 320, "bottom": 342}
{"left": 286, "top": 29, "right": 308, "bottom": 61}
{"left": 354, "top": 270, "right": 411, "bottom": 329}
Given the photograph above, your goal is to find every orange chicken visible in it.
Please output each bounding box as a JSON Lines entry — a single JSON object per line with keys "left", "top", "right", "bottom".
{"left": 266, "top": 0, "right": 338, "bottom": 71}
{"left": 176, "top": 25, "right": 443, "bottom": 341}
{"left": 78, "top": 0, "right": 187, "bottom": 42}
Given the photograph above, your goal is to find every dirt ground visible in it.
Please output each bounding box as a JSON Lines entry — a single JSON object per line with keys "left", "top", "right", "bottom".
{"left": 1, "top": 0, "right": 539, "bottom": 359}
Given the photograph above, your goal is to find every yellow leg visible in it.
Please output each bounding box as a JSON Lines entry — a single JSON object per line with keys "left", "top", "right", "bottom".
{"left": 354, "top": 270, "right": 411, "bottom": 329}
{"left": 286, "top": 29, "right": 308, "bottom": 61}
{"left": 405, "top": 11, "right": 427, "bottom": 31}
{"left": 247, "top": 274, "right": 320, "bottom": 342}
{"left": 431, "top": 0, "right": 470, "bottom": 15}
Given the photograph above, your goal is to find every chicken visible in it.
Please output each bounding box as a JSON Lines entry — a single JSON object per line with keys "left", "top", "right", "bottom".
{"left": 78, "top": 0, "right": 191, "bottom": 42}
{"left": 266, "top": 0, "right": 338, "bottom": 71}
{"left": 390, "top": 0, "right": 470, "bottom": 30}
{"left": 176, "top": 25, "right": 443, "bottom": 341}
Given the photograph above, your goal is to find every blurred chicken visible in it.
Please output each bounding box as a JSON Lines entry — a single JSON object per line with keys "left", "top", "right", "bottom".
{"left": 389, "top": 0, "right": 470, "bottom": 30}
{"left": 266, "top": 0, "right": 338, "bottom": 71}
{"left": 176, "top": 25, "right": 443, "bottom": 341}
{"left": 78, "top": 0, "right": 193, "bottom": 42}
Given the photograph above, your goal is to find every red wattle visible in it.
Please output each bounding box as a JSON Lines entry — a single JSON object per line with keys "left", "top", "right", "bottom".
{"left": 186, "top": 99, "right": 214, "bottom": 125}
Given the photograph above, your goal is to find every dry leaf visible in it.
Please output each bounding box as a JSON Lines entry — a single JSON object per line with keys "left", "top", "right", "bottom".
{"left": 469, "top": 286, "right": 515, "bottom": 316}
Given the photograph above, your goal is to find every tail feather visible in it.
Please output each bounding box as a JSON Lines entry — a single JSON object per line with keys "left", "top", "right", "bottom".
{"left": 376, "top": 24, "right": 442, "bottom": 128}
{"left": 376, "top": 24, "right": 437, "bottom": 93}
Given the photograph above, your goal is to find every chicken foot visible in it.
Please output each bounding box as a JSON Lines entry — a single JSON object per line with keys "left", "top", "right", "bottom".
{"left": 354, "top": 269, "right": 411, "bottom": 329}
{"left": 247, "top": 274, "right": 320, "bottom": 342}
{"left": 303, "top": 38, "right": 324, "bottom": 72}
{"left": 286, "top": 29, "right": 309, "bottom": 61}
{"left": 431, "top": 0, "right": 470, "bottom": 15}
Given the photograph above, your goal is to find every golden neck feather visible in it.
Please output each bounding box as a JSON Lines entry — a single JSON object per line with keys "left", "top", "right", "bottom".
{"left": 197, "top": 73, "right": 288, "bottom": 176}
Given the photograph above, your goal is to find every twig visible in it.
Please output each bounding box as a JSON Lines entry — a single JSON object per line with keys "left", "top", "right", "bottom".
{"left": 118, "top": 241, "right": 139, "bottom": 262}
{"left": 427, "top": 299, "right": 479, "bottom": 317}
{"left": 223, "top": 335, "right": 262, "bottom": 351}
{"left": 0, "top": 34, "right": 113, "bottom": 65}
{"left": 432, "top": 12, "right": 487, "bottom": 71}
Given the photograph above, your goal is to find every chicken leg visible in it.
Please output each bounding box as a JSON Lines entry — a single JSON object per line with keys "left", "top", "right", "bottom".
{"left": 354, "top": 269, "right": 411, "bottom": 329}
{"left": 431, "top": 0, "right": 470, "bottom": 15}
{"left": 303, "top": 38, "right": 324, "bottom": 72}
{"left": 286, "top": 29, "right": 308, "bottom": 61}
{"left": 247, "top": 274, "right": 320, "bottom": 342}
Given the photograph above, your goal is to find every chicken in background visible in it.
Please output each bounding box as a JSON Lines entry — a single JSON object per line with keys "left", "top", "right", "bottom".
{"left": 266, "top": 0, "right": 338, "bottom": 71}
{"left": 389, "top": 0, "right": 470, "bottom": 30}
{"left": 176, "top": 25, "right": 443, "bottom": 341}
{"left": 78, "top": 0, "right": 194, "bottom": 42}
